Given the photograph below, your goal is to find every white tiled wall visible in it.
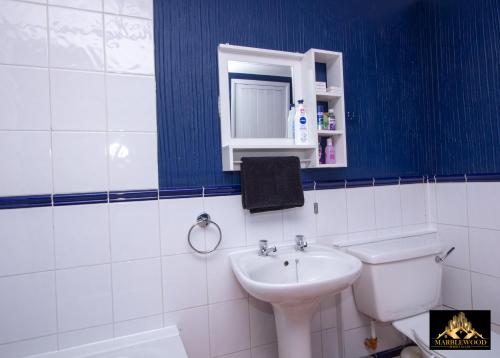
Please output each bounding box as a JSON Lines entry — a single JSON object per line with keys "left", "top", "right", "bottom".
{"left": 0, "top": 181, "right": 434, "bottom": 358}
{"left": 0, "top": 0, "right": 157, "bottom": 196}
{"left": 432, "top": 181, "right": 500, "bottom": 330}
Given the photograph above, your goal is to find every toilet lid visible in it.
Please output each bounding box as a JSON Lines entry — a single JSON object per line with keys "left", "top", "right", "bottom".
{"left": 393, "top": 312, "right": 499, "bottom": 358}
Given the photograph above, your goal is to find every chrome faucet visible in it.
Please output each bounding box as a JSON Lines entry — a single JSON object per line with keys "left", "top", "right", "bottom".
{"left": 258, "top": 240, "right": 277, "bottom": 256}
{"left": 294, "top": 235, "right": 308, "bottom": 251}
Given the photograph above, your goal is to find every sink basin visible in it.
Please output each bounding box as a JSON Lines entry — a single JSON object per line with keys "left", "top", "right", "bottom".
{"left": 230, "top": 243, "right": 361, "bottom": 358}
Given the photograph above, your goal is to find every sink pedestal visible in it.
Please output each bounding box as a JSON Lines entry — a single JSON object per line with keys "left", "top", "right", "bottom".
{"left": 272, "top": 298, "right": 321, "bottom": 358}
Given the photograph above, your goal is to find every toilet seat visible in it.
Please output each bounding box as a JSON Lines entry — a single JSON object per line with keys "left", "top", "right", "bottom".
{"left": 393, "top": 312, "right": 499, "bottom": 358}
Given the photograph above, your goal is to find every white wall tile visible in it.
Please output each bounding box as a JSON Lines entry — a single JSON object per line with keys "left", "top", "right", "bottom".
{"left": 0, "top": 0, "right": 48, "bottom": 66}
{"left": 56, "top": 264, "right": 113, "bottom": 331}
{"left": 164, "top": 306, "right": 210, "bottom": 358}
{"left": 316, "top": 189, "right": 347, "bottom": 237}
{"left": 159, "top": 197, "right": 204, "bottom": 255}
{"left": 437, "top": 224, "right": 469, "bottom": 270}
{"left": 0, "top": 65, "right": 50, "bottom": 130}
{"left": 467, "top": 182, "right": 500, "bottom": 230}
{"left": 109, "top": 200, "right": 160, "bottom": 261}
{"left": 0, "top": 272, "right": 57, "bottom": 344}
{"left": 0, "top": 207, "right": 54, "bottom": 276}
{"left": 346, "top": 186, "right": 375, "bottom": 233}
{"left": 245, "top": 210, "right": 283, "bottom": 246}
{"left": 54, "top": 203, "right": 110, "bottom": 268}
{"left": 322, "top": 327, "right": 339, "bottom": 358}
{"left": 471, "top": 272, "right": 500, "bottom": 325}
{"left": 49, "top": 0, "right": 102, "bottom": 11}
{"left": 114, "top": 314, "right": 162, "bottom": 337}
{"left": 400, "top": 183, "right": 426, "bottom": 226}
{"left": 312, "top": 307, "right": 321, "bottom": 333}
{"left": 104, "top": 15, "right": 154, "bottom": 74}
{"left": 339, "top": 288, "right": 369, "bottom": 331}
{"left": 106, "top": 74, "right": 157, "bottom": 132}
{"left": 492, "top": 324, "right": 500, "bottom": 335}
{"left": 311, "top": 331, "right": 322, "bottom": 358}
{"left": 320, "top": 294, "right": 338, "bottom": 330}
{"left": 204, "top": 195, "right": 246, "bottom": 249}
{"left": 251, "top": 342, "right": 278, "bottom": 358}
{"left": 0, "top": 335, "right": 57, "bottom": 358}
{"left": 108, "top": 132, "right": 158, "bottom": 190}
{"left": 209, "top": 298, "right": 251, "bottom": 357}
{"left": 221, "top": 350, "right": 252, "bottom": 358}
{"left": 104, "top": 0, "right": 153, "bottom": 19}
{"left": 374, "top": 185, "right": 402, "bottom": 229}
{"left": 49, "top": 7, "right": 104, "bottom": 71}
{"left": 206, "top": 249, "right": 247, "bottom": 304}
{"left": 58, "top": 325, "right": 113, "bottom": 350}
{"left": 249, "top": 297, "right": 276, "bottom": 347}
{"left": 426, "top": 182, "right": 437, "bottom": 224}
{"left": 283, "top": 190, "right": 317, "bottom": 242}
{"left": 0, "top": 131, "right": 52, "bottom": 196}
{"left": 441, "top": 266, "right": 472, "bottom": 310}
{"left": 50, "top": 70, "right": 106, "bottom": 131}
{"left": 436, "top": 183, "right": 468, "bottom": 226}
{"left": 112, "top": 258, "right": 162, "bottom": 321}
{"left": 52, "top": 132, "right": 108, "bottom": 193}
{"left": 469, "top": 228, "right": 500, "bottom": 277}
{"left": 162, "top": 254, "right": 207, "bottom": 311}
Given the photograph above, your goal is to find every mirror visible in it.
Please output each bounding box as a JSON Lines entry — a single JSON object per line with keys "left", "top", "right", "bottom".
{"left": 228, "top": 61, "right": 293, "bottom": 138}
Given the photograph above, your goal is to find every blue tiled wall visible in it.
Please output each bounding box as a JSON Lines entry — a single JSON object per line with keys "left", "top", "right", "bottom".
{"left": 154, "top": 0, "right": 499, "bottom": 189}
{"left": 420, "top": 0, "right": 500, "bottom": 175}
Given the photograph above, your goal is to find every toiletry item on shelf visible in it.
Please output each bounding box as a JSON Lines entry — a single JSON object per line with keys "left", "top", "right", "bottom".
{"left": 325, "top": 138, "right": 336, "bottom": 164}
{"left": 317, "top": 111, "right": 323, "bottom": 131}
{"left": 318, "top": 142, "right": 324, "bottom": 164}
{"left": 294, "top": 100, "right": 309, "bottom": 144}
{"left": 328, "top": 109, "right": 337, "bottom": 130}
{"left": 287, "top": 104, "right": 296, "bottom": 138}
{"left": 322, "top": 112, "right": 329, "bottom": 130}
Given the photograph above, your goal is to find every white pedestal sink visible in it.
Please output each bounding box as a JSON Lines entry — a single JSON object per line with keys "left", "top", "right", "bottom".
{"left": 230, "top": 244, "right": 362, "bottom": 358}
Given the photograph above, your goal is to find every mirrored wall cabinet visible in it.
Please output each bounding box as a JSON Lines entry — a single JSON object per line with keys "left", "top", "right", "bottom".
{"left": 218, "top": 44, "right": 347, "bottom": 171}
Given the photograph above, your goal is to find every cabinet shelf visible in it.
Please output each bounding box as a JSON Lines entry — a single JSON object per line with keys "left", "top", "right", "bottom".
{"left": 316, "top": 89, "right": 343, "bottom": 101}
{"left": 317, "top": 163, "right": 346, "bottom": 168}
{"left": 225, "top": 144, "right": 316, "bottom": 150}
{"left": 317, "top": 130, "right": 344, "bottom": 137}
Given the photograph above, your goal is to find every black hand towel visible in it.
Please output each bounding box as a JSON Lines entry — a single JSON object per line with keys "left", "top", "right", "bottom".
{"left": 240, "top": 156, "right": 304, "bottom": 213}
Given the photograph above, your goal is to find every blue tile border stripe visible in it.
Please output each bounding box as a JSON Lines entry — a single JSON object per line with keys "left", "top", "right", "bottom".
{"left": 53, "top": 192, "right": 108, "bottom": 206}
{"left": 159, "top": 187, "right": 202, "bottom": 199}
{"left": 1, "top": 173, "right": 499, "bottom": 210}
{"left": 0, "top": 194, "right": 52, "bottom": 210}
{"left": 109, "top": 189, "right": 158, "bottom": 203}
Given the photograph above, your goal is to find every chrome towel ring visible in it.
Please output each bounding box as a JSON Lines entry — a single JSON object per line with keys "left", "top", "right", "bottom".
{"left": 187, "top": 213, "right": 222, "bottom": 254}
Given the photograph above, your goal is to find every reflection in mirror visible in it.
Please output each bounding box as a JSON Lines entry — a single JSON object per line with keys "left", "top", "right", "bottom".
{"left": 228, "top": 61, "right": 293, "bottom": 138}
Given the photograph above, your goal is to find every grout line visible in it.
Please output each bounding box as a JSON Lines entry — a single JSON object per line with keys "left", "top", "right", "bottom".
{"left": 156, "top": 189, "right": 166, "bottom": 328}
{"left": 0, "top": 61, "right": 155, "bottom": 77}
{"left": 200, "top": 193, "right": 214, "bottom": 357}
{"left": 464, "top": 179, "right": 474, "bottom": 309}
{"left": 101, "top": 7, "right": 117, "bottom": 338}
{"left": 44, "top": 1, "right": 61, "bottom": 349}
{"left": 0, "top": 128, "right": 157, "bottom": 134}
{"left": 9, "top": 0, "right": 154, "bottom": 21}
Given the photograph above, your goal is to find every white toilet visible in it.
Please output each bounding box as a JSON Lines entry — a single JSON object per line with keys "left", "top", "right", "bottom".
{"left": 344, "top": 234, "right": 499, "bottom": 358}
